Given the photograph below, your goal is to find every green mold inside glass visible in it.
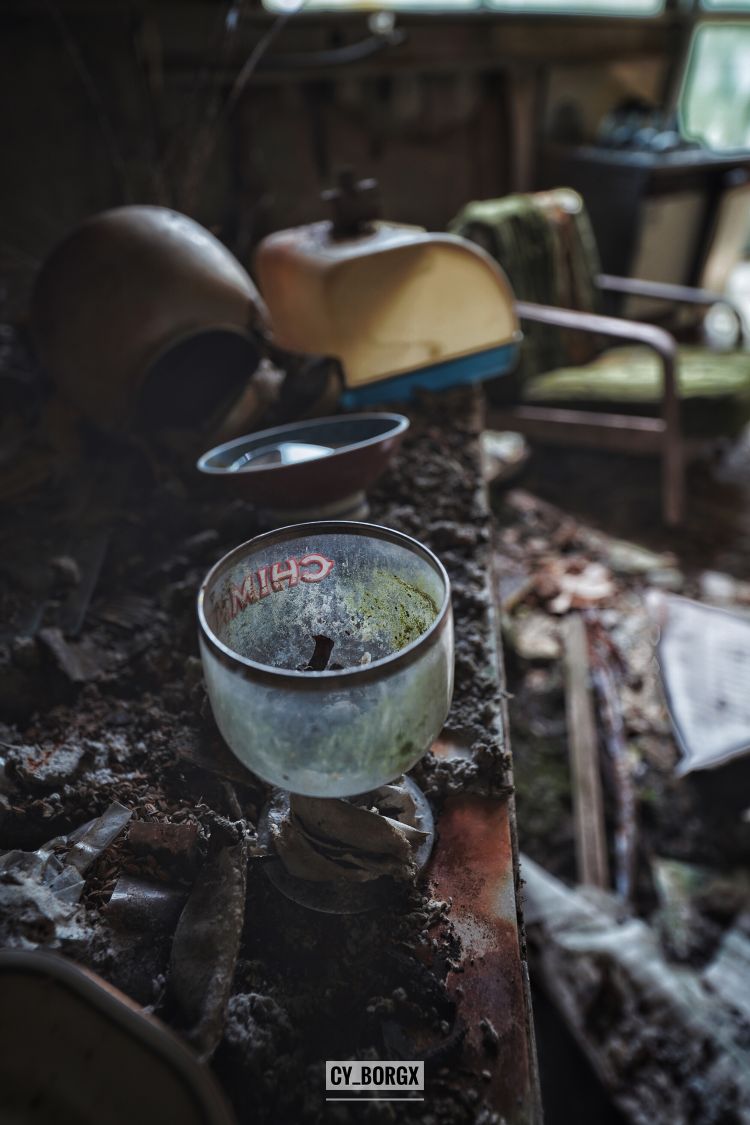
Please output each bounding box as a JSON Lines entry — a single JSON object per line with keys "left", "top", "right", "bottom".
{"left": 198, "top": 522, "right": 454, "bottom": 798}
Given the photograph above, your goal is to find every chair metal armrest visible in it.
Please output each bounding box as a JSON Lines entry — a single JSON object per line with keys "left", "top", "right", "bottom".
{"left": 516, "top": 300, "right": 677, "bottom": 374}
{"left": 515, "top": 298, "right": 679, "bottom": 430}
{"left": 516, "top": 300, "right": 685, "bottom": 526}
{"left": 597, "top": 273, "right": 745, "bottom": 342}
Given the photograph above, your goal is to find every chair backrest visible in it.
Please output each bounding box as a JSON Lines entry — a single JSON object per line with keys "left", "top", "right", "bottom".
{"left": 449, "top": 188, "right": 603, "bottom": 379}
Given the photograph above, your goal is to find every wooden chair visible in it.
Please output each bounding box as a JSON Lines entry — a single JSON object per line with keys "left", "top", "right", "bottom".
{"left": 450, "top": 189, "right": 750, "bottom": 525}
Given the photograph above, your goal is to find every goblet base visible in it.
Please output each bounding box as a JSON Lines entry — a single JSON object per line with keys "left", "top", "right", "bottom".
{"left": 257, "top": 775, "right": 435, "bottom": 914}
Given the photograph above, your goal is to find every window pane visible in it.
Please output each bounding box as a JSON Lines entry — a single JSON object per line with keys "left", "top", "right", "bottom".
{"left": 267, "top": 0, "right": 477, "bottom": 9}
{"left": 702, "top": 1, "right": 750, "bottom": 10}
{"left": 486, "top": 0, "right": 662, "bottom": 10}
{"left": 680, "top": 25, "right": 750, "bottom": 150}
{"left": 266, "top": 0, "right": 662, "bottom": 12}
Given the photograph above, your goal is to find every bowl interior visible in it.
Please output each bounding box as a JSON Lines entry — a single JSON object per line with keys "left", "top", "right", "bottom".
{"left": 202, "top": 525, "right": 446, "bottom": 675}
{"left": 198, "top": 413, "right": 407, "bottom": 475}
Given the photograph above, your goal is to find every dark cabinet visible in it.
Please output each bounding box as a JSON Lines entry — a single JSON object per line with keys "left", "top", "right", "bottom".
{"left": 539, "top": 144, "right": 750, "bottom": 287}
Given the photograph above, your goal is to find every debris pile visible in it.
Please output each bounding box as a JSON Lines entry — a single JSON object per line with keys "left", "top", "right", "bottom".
{"left": 497, "top": 486, "right": 750, "bottom": 892}
{"left": 494, "top": 483, "right": 750, "bottom": 1122}
{"left": 0, "top": 388, "right": 535, "bottom": 1124}
{"left": 523, "top": 856, "right": 750, "bottom": 1124}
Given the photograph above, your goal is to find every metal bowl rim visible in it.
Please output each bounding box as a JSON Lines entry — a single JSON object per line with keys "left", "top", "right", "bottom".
{"left": 0, "top": 949, "right": 236, "bottom": 1125}
{"left": 197, "top": 520, "right": 452, "bottom": 686}
{"left": 195, "top": 412, "right": 410, "bottom": 477}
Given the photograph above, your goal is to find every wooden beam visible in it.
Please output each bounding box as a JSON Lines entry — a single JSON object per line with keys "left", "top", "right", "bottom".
{"left": 563, "top": 614, "right": 610, "bottom": 890}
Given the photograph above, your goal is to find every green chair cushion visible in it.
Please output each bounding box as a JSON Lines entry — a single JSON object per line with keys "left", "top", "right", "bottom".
{"left": 523, "top": 345, "right": 750, "bottom": 438}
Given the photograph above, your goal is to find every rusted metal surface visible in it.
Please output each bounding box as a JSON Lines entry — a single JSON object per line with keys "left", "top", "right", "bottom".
{"left": 419, "top": 385, "right": 541, "bottom": 1124}
{"left": 429, "top": 794, "right": 537, "bottom": 1124}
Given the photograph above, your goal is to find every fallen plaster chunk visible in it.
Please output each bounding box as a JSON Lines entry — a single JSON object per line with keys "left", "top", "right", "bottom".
{"left": 522, "top": 855, "right": 750, "bottom": 1124}
{"left": 505, "top": 610, "right": 561, "bottom": 662}
{"left": 480, "top": 430, "right": 529, "bottom": 485}
{"left": 534, "top": 557, "right": 616, "bottom": 615}
{"left": 596, "top": 536, "right": 676, "bottom": 578}
{"left": 5, "top": 741, "right": 88, "bottom": 790}
{"left": 699, "top": 570, "right": 750, "bottom": 607}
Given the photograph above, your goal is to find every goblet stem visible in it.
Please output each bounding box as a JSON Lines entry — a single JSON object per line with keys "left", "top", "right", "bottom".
{"left": 258, "top": 776, "right": 435, "bottom": 914}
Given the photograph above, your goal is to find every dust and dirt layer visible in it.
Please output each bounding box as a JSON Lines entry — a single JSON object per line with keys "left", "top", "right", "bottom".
{"left": 0, "top": 387, "right": 526, "bottom": 1125}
